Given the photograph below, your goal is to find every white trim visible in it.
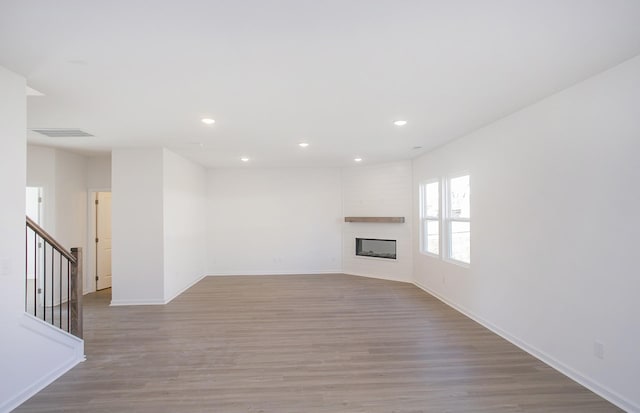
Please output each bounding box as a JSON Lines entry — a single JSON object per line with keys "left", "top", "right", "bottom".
{"left": 419, "top": 250, "right": 441, "bottom": 259}
{"left": 0, "top": 356, "right": 82, "bottom": 413}
{"left": 412, "top": 280, "right": 639, "bottom": 413}
{"left": 20, "top": 313, "right": 84, "bottom": 349}
{"left": 206, "top": 270, "right": 343, "bottom": 277}
{"left": 442, "top": 256, "right": 471, "bottom": 269}
{"left": 85, "top": 188, "right": 111, "bottom": 295}
{"left": 110, "top": 272, "right": 344, "bottom": 305}
{"left": 420, "top": 218, "right": 441, "bottom": 257}
{"left": 163, "top": 273, "right": 207, "bottom": 304}
{"left": 444, "top": 173, "right": 470, "bottom": 265}
{"left": 344, "top": 271, "right": 412, "bottom": 283}
{"left": 1, "top": 315, "right": 86, "bottom": 413}
{"left": 418, "top": 179, "right": 441, "bottom": 256}
{"left": 109, "top": 298, "right": 167, "bottom": 306}
{"left": 353, "top": 254, "right": 398, "bottom": 262}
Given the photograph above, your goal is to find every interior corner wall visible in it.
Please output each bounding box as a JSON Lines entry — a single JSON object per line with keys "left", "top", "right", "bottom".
{"left": 342, "top": 161, "right": 413, "bottom": 282}
{"left": 0, "top": 66, "right": 84, "bottom": 413}
{"left": 206, "top": 168, "right": 342, "bottom": 275}
{"left": 162, "top": 149, "right": 207, "bottom": 302}
{"left": 111, "top": 148, "right": 165, "bottom": 305}
{"left": 412, "top": 55, "right": 640, "bottom": 411}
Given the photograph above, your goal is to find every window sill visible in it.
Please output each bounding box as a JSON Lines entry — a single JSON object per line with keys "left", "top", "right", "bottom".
{"left": 443, "top": 257, "right": 470, "bottom": 269}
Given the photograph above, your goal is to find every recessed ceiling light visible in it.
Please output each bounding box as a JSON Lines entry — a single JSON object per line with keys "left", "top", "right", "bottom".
{"left": 298, "top": 142, "right": 309, "bottom": 148}
{"left": 201, "top": 118, "right": 215, "bottom": 125}
{"left": 240, "top": 157, "right": 250, "bottom": 162}
{"left": 354, "top": 157, "right": 363, "bottom": 162}
{"left": 393, "top": 120, "right": 407, "bottom": 126}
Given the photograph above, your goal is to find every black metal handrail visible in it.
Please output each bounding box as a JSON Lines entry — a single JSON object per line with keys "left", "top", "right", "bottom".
{"left": 25, "top": 216, "right": 83, "bottom": 338}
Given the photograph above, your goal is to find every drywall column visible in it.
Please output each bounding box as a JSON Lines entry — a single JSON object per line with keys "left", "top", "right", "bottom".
{"left": 0, "top": 66, "right": 84, "bottom": 412}
{"left": 111, "top": 148, "right": 165, "bottom": 305}
{"left": 162, "top": 149, "right": 207, "bottom": 302}
{"left": 0, "top": 68, "right": 28, "bottom": 319}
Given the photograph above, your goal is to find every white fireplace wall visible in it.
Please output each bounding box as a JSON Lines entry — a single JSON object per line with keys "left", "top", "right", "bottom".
{"left": 342, "top": 161, "right": 413, "bottom": 282}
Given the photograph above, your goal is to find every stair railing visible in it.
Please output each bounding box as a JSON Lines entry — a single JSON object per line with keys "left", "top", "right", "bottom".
{"left": 25, "top": 216, "right": 83, "bottom": 338}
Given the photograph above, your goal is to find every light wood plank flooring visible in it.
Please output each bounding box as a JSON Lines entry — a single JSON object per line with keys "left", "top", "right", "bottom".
{"left": 16, "top": 274, "right": 621, "bottom": 412}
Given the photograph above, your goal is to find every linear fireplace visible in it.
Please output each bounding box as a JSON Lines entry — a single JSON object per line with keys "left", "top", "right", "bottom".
{"left": 355, "top": 238, "right": 397, "bottom": 260}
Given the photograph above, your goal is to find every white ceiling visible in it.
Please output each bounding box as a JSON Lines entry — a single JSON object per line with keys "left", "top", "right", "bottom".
{"left": 2, "top": 0, "right": 640, "bottom": 168}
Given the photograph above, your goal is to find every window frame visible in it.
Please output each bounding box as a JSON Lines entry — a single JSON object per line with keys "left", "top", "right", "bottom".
{"left": 419, "top": 178, "right": 441, "bottom": 257}
{"left": 443, "top": 173, "right": 470, "bottom": 267}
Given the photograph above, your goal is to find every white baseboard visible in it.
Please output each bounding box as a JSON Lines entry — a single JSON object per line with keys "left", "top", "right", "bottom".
{"left": 109, "top": 298, "right": 166, "bottom": 306}
{"left": 163, "top": 274, "right": 208, "bottom": 304}
{"left": 412, "top": 280, "right": 639, "bottom": 413}
{"left": 344, "top": 271, "right": 412, "bottom": 283}
{"left": 1, "top": 315, "right": 85, "bottom": 413}
{"left": 110, "top": 272, "right": 345, "bottom": 306}
{"left": 0, "top": 356, "right": 83, "bottom": 413}
{"left": 206, "top": 270, "right": 343, "bottom": 276}
{"left": 20, "top": 313, "right": 84, "bottom": 351}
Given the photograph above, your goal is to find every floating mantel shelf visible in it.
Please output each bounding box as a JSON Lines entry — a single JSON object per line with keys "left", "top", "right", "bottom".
{"left": 344, "top": 217, "right": 405, "bottom": 223}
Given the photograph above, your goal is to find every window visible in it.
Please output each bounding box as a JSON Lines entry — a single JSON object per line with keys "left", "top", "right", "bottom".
{"left": 420, "top": 174, "right": 471, "bottom": 265}
{"left": 446, "top": 174, "right": 470, "bottom": 264}
{"left": 419, "top": 180, "right": 440, "bottom": 255}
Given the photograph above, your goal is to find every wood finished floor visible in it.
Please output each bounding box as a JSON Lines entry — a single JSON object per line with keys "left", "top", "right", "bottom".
{"left": 16, "top": 274, "right": 621, "bottom": 413}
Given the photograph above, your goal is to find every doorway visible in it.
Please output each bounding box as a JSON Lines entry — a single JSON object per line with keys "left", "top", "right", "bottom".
{"left": 95, "top": 192, "right": 112, "bottom": 290}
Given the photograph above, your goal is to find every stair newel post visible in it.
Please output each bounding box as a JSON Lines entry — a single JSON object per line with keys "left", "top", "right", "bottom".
{"left": 70, "top": 247, "right": 83, "bottom": 338}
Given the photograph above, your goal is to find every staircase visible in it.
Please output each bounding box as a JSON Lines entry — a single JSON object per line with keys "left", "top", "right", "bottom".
{"left": 25, "top": 216, "right": 83, "bottom": 338}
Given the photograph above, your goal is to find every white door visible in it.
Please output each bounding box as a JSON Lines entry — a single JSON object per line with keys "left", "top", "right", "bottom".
{"left": 96, "top": 192, "right": 112, "bottom": 290}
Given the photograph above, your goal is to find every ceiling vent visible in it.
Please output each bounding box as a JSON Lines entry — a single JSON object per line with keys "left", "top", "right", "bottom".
{"left": 32, "top": 129, "right": 94, "bottom": 138}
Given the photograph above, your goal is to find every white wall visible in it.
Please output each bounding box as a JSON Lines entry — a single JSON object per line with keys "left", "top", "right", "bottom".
{"left": 413, "top": 55, "right": 640, "bottom": 411}
{"left": 111, "top": 148, "right": 165, "bottom": 305}
{"left": 53, "top": 149, "right": 88, "bottom": 269}
{"left": 86, "top": 154, "right": 112, "bottom": 189}
{"left": 163, "top": 149, "right": 207, "bottom": 301}
{"left": 342, "top": 161, "right": 413, "bottom": 282}
{"left": 27, "top": 145, "right": 90, "bottom": 293}
{"left": 112, "top": 148, "right": 208, "bottom": 304}
{"left": 0, "top": 66, "right": 83, "bottom": 413}
{"left": 206, "top": 168, "right": 342, "bottom": 275}
{"left": 25, "top": 145, "right": 55, "bottom": 230}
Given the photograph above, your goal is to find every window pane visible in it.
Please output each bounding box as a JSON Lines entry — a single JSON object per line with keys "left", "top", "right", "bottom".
{"left": 424, "top": 219, "right": 439, "bottom": 255}
{"left": 450, "top": 175, "right": 470, "bottom": 219}
{"left": 425, "top": 182, "right": 439, "bottom": 217}
{"left": 450, "top": 221, "right": 470, "bottom": 263}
